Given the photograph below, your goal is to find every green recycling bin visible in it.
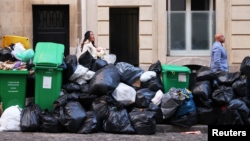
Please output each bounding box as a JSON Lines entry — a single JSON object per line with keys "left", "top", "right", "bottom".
{"left": 161, "top": 65, "right": 191, "bottom": 93}
{"left": 33, "top": 42, "right": 64, "bottom": 110}
{"left": 0, "top": 70, "right": 29, "bottom": 111}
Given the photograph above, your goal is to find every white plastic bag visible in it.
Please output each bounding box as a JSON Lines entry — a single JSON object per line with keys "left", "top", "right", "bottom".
{"left": 13, "top": 42, "right": 26, "bottom": 54}
{"left": 69, "top": 64, "right": 89, "bottom": 81}
{"left": 103, "top": 54, "right": 116, "bottom": 64}
{"left": 140, "top": 71, "right": 156, "bottom": 82}
{"left": 111, "top": 82, "right": 136, "bottom": 106}
{"left": 0, "top": 105, "right": 22, "bottom": 131}
{"left": 151, "top": 90, "right": 164, "bottom": 106}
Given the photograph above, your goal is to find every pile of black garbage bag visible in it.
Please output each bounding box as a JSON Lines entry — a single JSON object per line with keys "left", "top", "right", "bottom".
{"left": 19, "top": 51, "right": 250, "bottom": 135}
{"left": 191, "top": 56, "right": 250, "bottom": 125}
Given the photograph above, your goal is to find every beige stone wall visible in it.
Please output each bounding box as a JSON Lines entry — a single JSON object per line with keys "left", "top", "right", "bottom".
{"left": 230, "top": 0, "right": 250, "bottom": 72}
{"left": 0, "top": 0, "right": 80, "bottom": 52}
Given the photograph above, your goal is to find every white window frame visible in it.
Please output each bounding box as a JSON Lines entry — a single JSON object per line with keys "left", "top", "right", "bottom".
{"left": 167, "top": 0, "right": 214, "bottom": 56}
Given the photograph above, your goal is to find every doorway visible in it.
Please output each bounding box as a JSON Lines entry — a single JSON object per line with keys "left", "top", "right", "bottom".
{"left": 109, "top": 8, "right": 139, "bottom": 66}
{"left": 32, "top": 5, "right": 70, "bottom": 57}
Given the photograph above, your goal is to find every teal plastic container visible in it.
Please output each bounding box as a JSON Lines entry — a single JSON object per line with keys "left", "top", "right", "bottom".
{"left": 0, "top": 70, "right": 29, "bottom": 111}
{"left": 161, "top": 65, "right": 191, "bottom": 93}
{"left": 33, "top": 42, "right": 64, "bottom": 110}
{"left": 33, "top": 42, "right": 64, "bottom": 67}
{"left": 34, "top": 67, "right": 62, "bottom": 110}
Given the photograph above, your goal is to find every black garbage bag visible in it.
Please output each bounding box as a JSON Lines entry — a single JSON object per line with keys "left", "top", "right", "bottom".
{"left": 91, "top": 58, "right": 108, "bottom": 72}
{"left": 89, "top": 64, "right": 120, "bottom": 96}
{"left": 193, "top": 97, "right": 214, "bottom": 108}
{"left": 102, "top": 106, "right": 135, "bottom": 134}
{"left": 217, "top": 105, "right": 244, "bottom": 125}
{"left": 63, "top": 55, "right": 78, "bottom": 81}
{"left": 20, "top": 103, "right": 42, "bottom": 132}
{"left": 196, "top": 66, "right": 215, "bottom": 81}
{"left": 66, "top": 92, "right": 80, "bottom": 100}
{"left": 240, "top": 56, "right": 250, "bottom": 77}
{"left": 53, "top": 94, "right": 68, "bottom": 108}
{"left": 170, "top": 111, "right": 198, "bottom": 128}
{"left": 40, "top": 109, "right": 64, "bottom": 133}
{"left": 232, "top": 76, "right": 247, "bottom": 97}
{"left": 59, "top": 101, "right": 87, "bottom": 133}
{"left": 78, "top": 93, "right": 98, "bottom": 111}
{"left": 90, "top": 95, "right": 110, "bottom": 121}
{"left": 148, "top": 60, "right": 162, "bottom": 76}
{"left": 196, "top": 106, "right": 220, "bottom": 125}
{"left": 215, "top": 71, "right": 241, "bottom": 86}
{"left": 141, "top": 77, "right": 164, "bottom": 92}
{"left": 115, "top": 62, "right": 144, "bottom": 86}
{"left": 62, "top": 81, "right": 81, "bottom": 93}
{"left": 80, "top": 83, "right": 90, "bottom": 93}
{"left": 26, "top": 72, "right": 35, "bottom": 98}
{"left": 78, "top": 111, "right": 100, "bottom": 134}
{"left": 65, "top": 55, "right": 78, "bottom": 71}
{"left": 146, "top": 103, "right": 163, "bottom": 124}
{"left": 191, "top": 80, "right": 212, "bottom": 100}
{"left": 53, "top": 92, "right": 80, "bottom": 108}
{"left": 160, "top": 87, "right": 187, "bottom": 119}
{"left": 129, "top": 108, "right": 156, "bottom": 135}
{"left": 212, "top": 85, "right": 235, "bottom": 106}
{"left": 78, "top": 50, "right": 95, "bottom": 70}
{"left": 227, "top": 98, "right": 249, "bottom": 124}
{"left": 135, "top": 88, "right": 156, "bottom": 108}
{"left": 0, "top": 47, "right": 16, "bottom": 62}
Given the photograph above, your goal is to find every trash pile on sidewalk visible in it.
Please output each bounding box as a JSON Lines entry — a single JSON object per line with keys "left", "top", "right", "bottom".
{"left": 0, "top": 42, "right": 34, "bottom": 70}
{"left": 0, "top": 42, "right": 250, "bottom": 135}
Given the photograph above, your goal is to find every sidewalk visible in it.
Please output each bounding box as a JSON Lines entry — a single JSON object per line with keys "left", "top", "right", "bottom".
{"left": 156, "top": 124, "right": 208, "bottom": 133}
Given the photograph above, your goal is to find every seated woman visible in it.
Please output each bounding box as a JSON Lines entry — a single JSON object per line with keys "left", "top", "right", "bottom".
{"left": 76, "top": 31, "right": 98, "bottom": 59}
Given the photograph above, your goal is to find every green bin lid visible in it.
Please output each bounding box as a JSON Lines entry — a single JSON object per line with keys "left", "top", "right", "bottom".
{"left": 161, "top": 65, "right": 191, "bottom": 73}
{"left": 33, "top": 42, "right": 64, "bottom": 67}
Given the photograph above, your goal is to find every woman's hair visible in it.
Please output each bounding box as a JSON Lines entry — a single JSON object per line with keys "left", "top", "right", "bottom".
{"left": 81, "top": 31, "right": 95, "bottom": 51}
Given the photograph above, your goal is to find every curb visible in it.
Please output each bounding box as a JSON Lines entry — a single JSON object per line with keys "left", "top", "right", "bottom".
{"left": 156, "top": 124, "right": 208, "bottom": 133}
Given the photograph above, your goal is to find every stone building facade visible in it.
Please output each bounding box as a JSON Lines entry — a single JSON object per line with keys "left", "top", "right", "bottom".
{"left": 0, "top": 0, "right": 249, "bottom": 72}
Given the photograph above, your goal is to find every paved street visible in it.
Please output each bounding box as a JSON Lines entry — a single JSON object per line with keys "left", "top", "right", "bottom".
{"left": 0, "top": 125, "right": 208, "bottom": 141}
{"left": 0, "top": 132, "right": 207, "bottom": 141}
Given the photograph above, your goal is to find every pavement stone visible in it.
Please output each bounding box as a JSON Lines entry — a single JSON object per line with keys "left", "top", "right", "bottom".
{"left": 0, "top": 125, "right": 208, "bottom": 141}
{"left": 0, "top": 132, "right": 208, "bottom": 141}
{"left": 156, "top": 124, "right": 208, "bottom": 133}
